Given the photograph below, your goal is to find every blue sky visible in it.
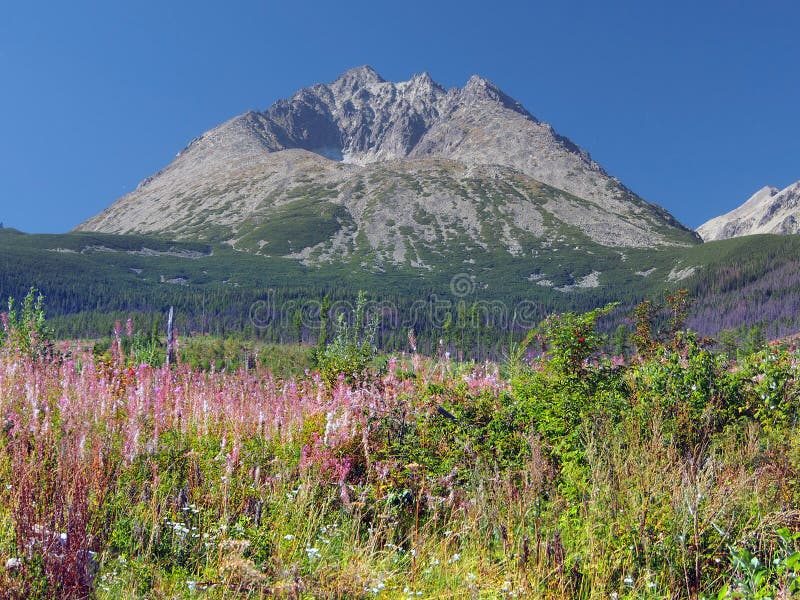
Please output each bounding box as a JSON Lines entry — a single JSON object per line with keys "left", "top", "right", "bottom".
{"left": 1, "top": 0, "right": 798, "bottom": 233}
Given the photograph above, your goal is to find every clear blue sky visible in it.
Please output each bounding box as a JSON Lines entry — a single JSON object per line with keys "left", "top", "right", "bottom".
{"left": 1, "top": 0, "right": 798, "bottom": 233}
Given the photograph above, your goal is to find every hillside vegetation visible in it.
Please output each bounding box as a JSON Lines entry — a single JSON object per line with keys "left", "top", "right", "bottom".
{"left": 1, "top": 292, "right": 799, "bottom": 598}
{"left": 4, "top": 229, "right": 800, "bottom": 353}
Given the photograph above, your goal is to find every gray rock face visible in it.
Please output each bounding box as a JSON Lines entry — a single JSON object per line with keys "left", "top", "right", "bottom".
{"left": 697, "top": 182, "right": 800, "bottom": 241}
{"left": 77, "top": 66, "right": 698, "bottom": 262}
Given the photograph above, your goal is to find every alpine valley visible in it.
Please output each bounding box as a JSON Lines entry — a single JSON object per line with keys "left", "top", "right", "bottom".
{"left": 3, "top": 67, "right": 800, "bottom": 351}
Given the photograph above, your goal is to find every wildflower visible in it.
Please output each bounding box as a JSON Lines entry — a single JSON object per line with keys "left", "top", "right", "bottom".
{"left": 623, "top": 576, "right": 634, "bottom": 585}
{"left": 368, "top": 580, "right": 386, "bottom": 594}
{"left": 466, "top": 572, "right": 477, "bottom": 581}
{"left": 284, "top": 534, "right": 295, "bottom": 540}
{"left": 5, "top": 557, "right": 22, "bottom": 570}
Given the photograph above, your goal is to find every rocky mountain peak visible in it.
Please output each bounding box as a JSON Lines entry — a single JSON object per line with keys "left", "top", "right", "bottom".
{"left": 463, "top": 74, "right": 495, "bottom": 91}
{"left": 411, "top": 71, "right": 434, "bottom": 83}
{"left": 697, "top": 180, "right": 800, "bottom": 241}
{"left": 77, "top": 67, "right": 699, "bottom": 257}
{"left": 460, "top": 74, "right": 531, "bottom": 116}
{"left": 741, "top": 185, "right": 780, "bottom": 209}
{"left": 405, "top": 71, "right": 445, "bottom": 95}
{"left": 334, "top": 65, "right": 384, "bottom": 86}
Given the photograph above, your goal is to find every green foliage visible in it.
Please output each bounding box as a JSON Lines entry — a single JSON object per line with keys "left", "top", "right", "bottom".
{"left": 626, "top": 330, "right": 728, "bottom": 451}
{"left": 512, "top": 303, "right": 624, "bottom": 462}
{"left": 719, "top": 528, "right": 800, "bottom": 599}
{"left": 536, "top": 303, "right": 617, "bottom": 378}
{"left": 7, "top": 227, "right": 800, "bottom": 359}
{"left": 256, "top": 343, "right": 315, "bottom": 378}
{"left": 130, "top": 329, "right": 164, "bottom": 366}
{"left": 316, "top": 291, "right": 378, "bottom": 385}
{"left": 236, "top": 197, "right": 352, "bottom": 254}
{"left": 500, "top": 333, "right": 530, "bottom": 380}
{"left": 725, "top": 345, "right": 800, "bottom": 434}
{"left": 632, "top": 289, "right": 691, "bottom": 358}
{"left": 1, "top": 287, "right": 54, "bottom": 360}
{"left": 179, "top": 335, "right": 253, "bottom": 372}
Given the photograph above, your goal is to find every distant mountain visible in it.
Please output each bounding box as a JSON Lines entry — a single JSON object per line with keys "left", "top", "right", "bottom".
{"left": 697, "top": 181, "right": 800, "bottom": 241}
{"left": 77, "top": 66, "right": 698, "bottom": 278}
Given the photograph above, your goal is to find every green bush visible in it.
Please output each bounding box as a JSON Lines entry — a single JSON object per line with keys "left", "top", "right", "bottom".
{"left": 626, "top": 330, "right": 730, "bottom": 452}
{"left": 512, "top": 303, "right": 624, "bottom": 459}
{"left": 0, "top": 287, "right": 54, "bottom": 360}
{"left": 316, "top": 291, "right": 378, "bottom": 385}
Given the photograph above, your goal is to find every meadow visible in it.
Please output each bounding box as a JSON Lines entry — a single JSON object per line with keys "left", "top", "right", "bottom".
{"left": 0, "top": 292, "right": 799, "bottom": 598}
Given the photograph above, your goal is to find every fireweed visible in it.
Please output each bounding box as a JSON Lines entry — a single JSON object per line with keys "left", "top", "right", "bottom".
{"left": 0, "top": 316, "right": 799, "bottom": 597}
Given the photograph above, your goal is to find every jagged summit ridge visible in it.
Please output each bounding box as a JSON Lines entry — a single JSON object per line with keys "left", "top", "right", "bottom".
{"left": 145, "top": 68, "right": 625, "bottom": 198}
{"left": 697, "top": 181, "right": 800, "bottom": 241}
{"left": 77, "top": 67, "right": 698, "bottom": 263}
{"left": 337, "top": 65, "right": 385, "bottom": 84}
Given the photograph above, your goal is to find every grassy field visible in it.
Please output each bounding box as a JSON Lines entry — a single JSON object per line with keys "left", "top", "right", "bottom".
{"left": 1, "top": 298, "right": 799, "bottom": 598}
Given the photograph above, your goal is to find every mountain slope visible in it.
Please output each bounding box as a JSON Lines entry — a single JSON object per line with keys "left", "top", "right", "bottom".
{"left": 77, "top": 67, "right": 698, "bottom": 265}
{"left": 697, "top": 181, "right": 800, "bottom": 241}
{"left": 7, "top": 228, "right": 800, "bottom": 347}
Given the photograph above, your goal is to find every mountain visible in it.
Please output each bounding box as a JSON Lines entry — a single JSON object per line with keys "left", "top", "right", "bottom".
{"left": 77, "top": 66, "right": 698, "bottom": 274}
{"left": 697, "top": 181, "right": 800, "bottom": 241}
{"left": 9, "top": 67, "right": 800, "bottom": 348}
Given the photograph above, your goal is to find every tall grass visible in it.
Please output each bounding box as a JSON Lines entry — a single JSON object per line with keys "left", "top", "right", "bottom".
{"left": 0, "top": 306, "right": 799, "bottom": 598}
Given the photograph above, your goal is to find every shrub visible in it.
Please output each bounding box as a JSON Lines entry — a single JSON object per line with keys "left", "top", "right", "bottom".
{"left": 0, "top": 287, "right": 54, "bottom": 360}
{"left": 316, "top": 291, "right": 378, "bottom": 385}
{"left": 625, "top": 330, "right": 729, "bottom": 452}
{"left": 512, "top": 303, "right": 623, "bottom": 459}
